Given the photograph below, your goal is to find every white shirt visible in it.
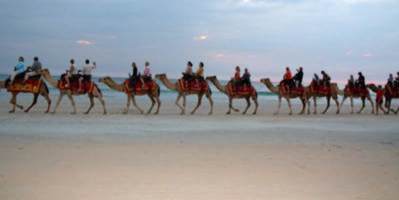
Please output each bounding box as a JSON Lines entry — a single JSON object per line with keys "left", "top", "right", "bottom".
{"left": 82, "top": 64, "right": 96, "bottom": 75}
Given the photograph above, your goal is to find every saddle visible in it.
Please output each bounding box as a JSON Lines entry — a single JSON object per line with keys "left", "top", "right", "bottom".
{"left": 227, "top": 81, "right": 255, "bottom": 96}
{"left": 345, "top": 85, "right": 368, "bottom": 96}
{"left": 178, "top": 79, "right": 208, "bottom": 92}
{"left": 58, "top": 73, "right": 94, "bottom": 94}
{"left": 123, "top": 78, "right": 156, "bottom": 94}
{"left": 5, "top": 72, "right": 42, "bottom": 93}
{"left": 385, "top": 84, "right": 399, "bottom": 97}
{"left": 311, "top": 81, "right": 331, "bottom": 95}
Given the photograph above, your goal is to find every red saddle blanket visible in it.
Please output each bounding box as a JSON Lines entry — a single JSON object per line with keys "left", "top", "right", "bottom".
{"left": 289, "top": 86, "right": 305, "bottom": 94}
{"left": 227, "top": 83, "right": 255, "bottom": 96}
{"left": 345, "top": 86, "right": 368, "bottom": 96}
{"left": 123, "top": 79, "right": 156, "bottom": 94}
{"left": 58, "top": 78, "right": 95, "bottom": 94}
{"left": 178, "top": 79, "right": 208, "bottom": 92}
{"left": 7, "top": 79, "right": 42, "bottom": 93}
{"left": 313, "top": 85, "right": 330, "bottom": 95}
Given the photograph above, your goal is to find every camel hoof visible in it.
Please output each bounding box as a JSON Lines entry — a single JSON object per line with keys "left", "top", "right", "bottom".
{"left": 273, "top": 112, "right": 278, "bottom": 115}
{"left": 154, "top": 112, "right": 159, "bottom": 115}
{"left": 226, "top": 112, "right": 231, "bottom": 115}
{"left": 208, "top": 112, "right": 212, "bottom": 115}
{"left": 321, "top": 112, "right": 326, "bottom": 115}
{"left": 242, "top": 112, "right": 247, "bottom": 115}
{"left": 24, "top": 109, "right": 29, "bottom": 113}
{"left": 313, "top": 112, "right": 317, "bottom": 115}
{"left": 252, "top": 112, "right": 256, "bottom": 115}
{"left": 288, "top": 112, "right": 293, "bottom": 115}
{"left": 44, "top": 111, "right": 49, "bottom": 114}
{"left": 180, "top": 112, "right": 185, "bottom": 115}
{"left": 350, "top": 112, "right": 354, "bottom": 114}
{"left": 336, "top": 111, "right": 340, "bottom": 115}
{"left": 9, "top": 110, "right": 15, "bottom": 113}
{"left": 18, "top": 106, "right": 24, "bottom": 110}
{"left": 84, "top": 112, "right": 89, "bottom": 115}
{"left": 190, "top": 111, "right": 195, "bottom": 115}
{"left": 70, "top": 112, "right": 76, "bottom": 115}
{"left": 233, "top": 109, "right": 240, "bottom": 112}
{"left": 103, "top": 112, "right": 107, "bottom": 115}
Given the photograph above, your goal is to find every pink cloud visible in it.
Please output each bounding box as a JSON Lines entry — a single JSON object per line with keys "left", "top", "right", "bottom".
{"left": 76, "top": 40, "right": 94, "bottom": 46}
{"left": 362, "top": 52, "right": 373, "bottom": 58}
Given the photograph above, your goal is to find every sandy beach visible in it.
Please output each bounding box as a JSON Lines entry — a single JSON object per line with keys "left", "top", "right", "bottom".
{"left": 0, "top": 91, "right": 398, "bottom": 200}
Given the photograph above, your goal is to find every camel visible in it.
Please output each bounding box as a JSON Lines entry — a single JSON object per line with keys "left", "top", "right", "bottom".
{"left": 155, "top": 74, "right": 213, "bottom": 115}
{"left": 0, "top": 78, "right": 51, "bottom": 113}
{"left": 338, "top": 85, "right": 374, "bottom": 114}
{"left": 305, "top": 81, "right": 340, "bottom": 114}
{"left": 260, "top": 78, "right": 307, "bottom": 115}
{"left": 367, "top": 84, "right": 398, "bottom": 114}
{"left": 99, "top": 76, "right": 161, "bottom": 114}
{"left": 206, "top": 76, "right": 258, "bottom": 115}
{"left": 41, "top": 69, "right": 107, "bottom": 114}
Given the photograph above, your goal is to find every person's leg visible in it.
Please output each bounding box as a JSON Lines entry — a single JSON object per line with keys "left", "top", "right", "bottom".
{"left": 10, "top": 72, "right": 17, "bottom": 83}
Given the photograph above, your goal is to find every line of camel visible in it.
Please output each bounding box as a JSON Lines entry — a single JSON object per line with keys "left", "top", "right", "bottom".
{"left": 0, "top": 69, "right": 397, "bottom": 115}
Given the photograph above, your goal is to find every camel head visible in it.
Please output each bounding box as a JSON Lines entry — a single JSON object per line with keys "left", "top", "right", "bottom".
{"left": 98, "top": 76, "right": 112, "bottom": 83}
{"left": 41, "top": 68, "right": 50, "bottom": 76}
{"left": 155, "top": 73, "right": 166, "bottom": 80}
{"left": 260, "top": 78, "right": 271, "bottom": 85}
{"left": 205, "top": 76, "right": 217, "bottom": 81}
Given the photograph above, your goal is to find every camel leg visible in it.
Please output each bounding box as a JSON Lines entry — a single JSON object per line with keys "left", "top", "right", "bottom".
{"left": 287, "top": 98, "right": 293, "bottom": 115}
{"left": 313, "top": 96, "right": 317, "bottom": 114}
{"left": 339, "top": 96, "right": 348, "bottom": 114}
{"left": 146, "top": 95, "right": 156, "bottom": 115}
{"left": 274, "top": 96, "right": 282, "bottom": 115}
{"left": 322, "top": 97, "right": 330, "bottom": 114}
{"left": 154, "top": 96, "right": 161, "bottom": 115}
{"left": 97, "top": 96, "right": 107, "bottom": 115}
{"left": 206, "top": 92, "right": 213, "bottom": 115}
{"left": 84, "top": 95, "right": 95, "bottom": 114}
{"left": 131, "top": 95, "right": 144, "bottom": 114}
{"left": 299, "top": 98, "right": 305, "bottom": 115}
{"left": 9, "top": 93, "right": 18, "bottom": 113}
{"left": 242, "top": 97, "right": 251, "bottom": 115}
{"left": 191, "top": 94, "right": 203, "bottom": 115}
{"left": 67, "top": 94, "right": 77, "bottom": 114}
{"left": 41, "top": 92, "right": 51, "bottom": 113}
{"left": 367, "top": 96, "right": 375, "bottom": 114}
{"left": 226, "top": 97, "right": 233, "bottom": 115}
{"left": 175, "top": 94, "right": 184, "bottom": 114}
{"left": 333, "top": 96, "right": 340, "bottom": 114}
{"left": 24, "top": 94, "right": 39, "bottom": 113}
{"left": 52, "top": 93, "right": 64, "bottom": 114}
{"left": 350, "top": 97, "right": 354, "bottom": 114}
{"left": 252, "top": 96, "right": 258, "bottom": 115}
{"left": 123, "top": 95, "right": 131, "bottom": 114}
{"left": 357, "top": 98, "right": 365, "bottom": 114}
{"left": 307, "top": 98, "right": 311, "bottom": 115}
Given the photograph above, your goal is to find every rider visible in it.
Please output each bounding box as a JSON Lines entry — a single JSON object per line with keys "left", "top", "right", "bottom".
{"left": 356, "top": 72, "right": 365, "bottom": 89}
{"left": 293, "top": 66, "right": 303, "bottom": 88}
{"left": 395, "top": 72, "right": 399, "bottom": 88}
{"left": 142, "top": 61, "right": 152, "bottom": 82}
{"left": 348, "top": 75, "right": 355, "bottom": 89}
{"left": 313, "top": 73, "right": 320, "bottom": 86}
{"left": 183, "top": 61, "right": 193, "bottom": 82}
{"left": 233, "top": 66, "right": 241, "bottom": 91}
{"left": 321, "top": 70, "right": 331, "bottom": 87}
{"left": 195, "top": 62, "right": 205, "bottom": 81}
{"left": 130, "top": 62, "right": 139, "bottom": 87}
{"left": 10, "top": 56, "right": 26, "bottom": 84}
{"left": 281, "top": 67, "right": 293, "bottom": 91}
{"left": 375, "top": 85, "right": 386, "bottom": 115}
{"left": 24, "top": 57, "right": 42, "bottom": 81}
{"left": 64, "top": 59, "right": 77, "bottom": 88}
{"left": 79, "top": 59, "right": 96, "bottom": 92}
{"left": 241, "top": 68, "right": 251, "bottom": 87}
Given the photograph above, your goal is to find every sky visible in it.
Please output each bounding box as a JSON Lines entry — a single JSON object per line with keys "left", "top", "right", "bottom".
{"left": 0, "top": 0, "right": 398, "bottom": 82}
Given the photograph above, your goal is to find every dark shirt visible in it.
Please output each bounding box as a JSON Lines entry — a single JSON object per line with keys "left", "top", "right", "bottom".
{"left": 242, "top": 72, "right": 250, "bottom": 81}
{"left": 293, "top": 71, "right": 303, "bottom": 82}
{"left": 31, "top": 61, "right": 42, "bottom": 73}
{"left": 132, "top": 66, "right": 138, "bottom": 78}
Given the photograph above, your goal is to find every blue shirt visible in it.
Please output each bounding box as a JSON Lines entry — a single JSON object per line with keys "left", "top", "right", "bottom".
{"left": 14, "top": 62, "right": 25, "bottom": 73}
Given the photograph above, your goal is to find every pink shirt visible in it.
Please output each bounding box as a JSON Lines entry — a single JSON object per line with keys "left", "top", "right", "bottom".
{"left": 143, "top": 66, "right": 151, "bottom": 76}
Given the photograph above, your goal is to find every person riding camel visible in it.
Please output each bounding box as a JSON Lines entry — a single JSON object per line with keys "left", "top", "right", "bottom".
{"left": 233, "top": 66, "right": 241, "bottom": 92}
{"left": 64, "top": 59, "right": 77, "bottom": 88}
{"left": 293, "top": 67, "right": 303, "bottom": 88}
{"left": 313, "top": 73, "right": 320, "bottom": 86}
{"left": 183, "top": 61, "right": 193, "bottom": 82}
{"left": 356, "top": 72, "right": 366, "bottom": 89}
{"left": 9, "top": 56, "right": 26, "bottom": 84}
{"left": 348, "top": 75, "right": 355, "bottom": 89}
{"left": 142, "top": 61, "right": 152, "bottom": 82}
{"left": 375, "top": 85, "right": 386, "bottom": 115}
{"left": 24, "top": 57, "right": 42, "bottom": 81}
{"left": 241, "top": 68, "right": 251, "bottom": 87}
{"left": 321, "top": 70, "right": 331, "bottom": 87}
{"left": 129, "top": 62, "right": 140, "bottom": 88}
{"left": 195, "top": 62, "right": 205, "bottom": 81}
{"left": 79, "top": 59, "right": 96, "bottom": 92}
{"left": 395, "top": 72, "right": 399, "bottom": 88}
{"left": 280, "top": 67, "right": 293, "bottom": 92}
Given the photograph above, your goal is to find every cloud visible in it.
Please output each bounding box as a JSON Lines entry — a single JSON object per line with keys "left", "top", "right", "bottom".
{"left": 345, "top": 50, "right": 353, "bottom": 56}
{"left": 362, "top": 52, "right": 373, "bottom": 58}
{"left": 193, "top": 35, "right": 208, "bottom": 41}
{"left": 76, "top": 40, "right": 94, "bottom": 46}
